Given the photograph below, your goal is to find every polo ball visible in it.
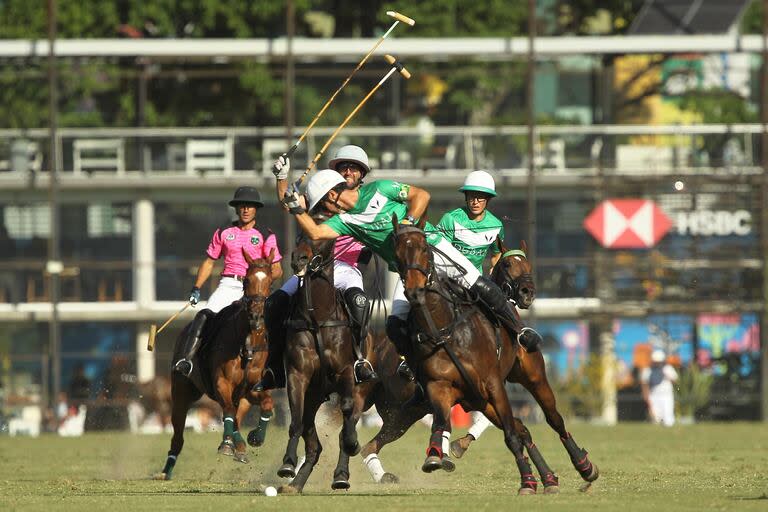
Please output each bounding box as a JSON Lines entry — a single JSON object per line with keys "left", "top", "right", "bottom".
{"left": 264, "top": 486, "right": 278, "bottom": 497}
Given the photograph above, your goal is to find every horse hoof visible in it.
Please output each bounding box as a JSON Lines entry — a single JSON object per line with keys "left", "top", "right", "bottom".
{"left": 234, "top": 452, "right": 248, "bottom": 464}
{"left": 543, "top": 485, "right": 560, "bottom": 494}
{"left": 518, "top": 486, "right": 537, "bottom": 496}
{"left": 379, "top": 472, "right": 399, "bottom": 484}
{"left": 278, "top": 484, "right": 299, "bottom": 494}
{"left": 278, "top": 464, "right": 296, "bottom": 479}
{"left": 152, "top": 472, "right": 169, "bottom": 481}
{"left": 583, "top": 463, "right": 599, "bottom": 482}
{"left": 217, "top": 442, "right": 235, "bottom": 457}
{"left": 331, "top": 479, "right": 350, "bottom": 490}
{"left": 449, "top": 440, "right": 467, "bottom": 459}
{"left": 441, "top": 456, "right": 456, "bottom": 473}
{"left": 421, "top": 455, "right": 442, "bottom": 473}
{"left": 247, "top": 427, "right": 266, "bottom": 447}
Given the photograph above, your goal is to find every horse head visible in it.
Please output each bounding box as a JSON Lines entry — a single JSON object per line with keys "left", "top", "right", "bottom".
{"left": 492, "top": 238, "right": 535, "bottom": 309}
{"left": 392, "top": 213, "right": 433, "bottom": 299}
{"left": 291, "top": 218, "right": 336, "bottom": 280}
{"left": 242, "top": 247, "right": 275, "bottom": 325}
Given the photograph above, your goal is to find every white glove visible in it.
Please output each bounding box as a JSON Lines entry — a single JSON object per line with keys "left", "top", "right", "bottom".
{"left": 272, "top": 153, "right": 290, "bottom": 180}
{"left": 282, "top": 190, "right": 305, "bottom": 215}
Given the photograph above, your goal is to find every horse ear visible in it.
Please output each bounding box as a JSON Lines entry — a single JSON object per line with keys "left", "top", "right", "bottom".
{"left": 267, "top": 247, "right": 275, "bottom": 263}
{"left": 391, "top": 213, "right": 399, "bottom": 232}
{"left": 242, "top": 247, "right": 254, "bottom": 265}
{"left": 417, "top": 215, "right": 427, "bottom": 230}
{"left": 521, "top": 240, "right": 528, "bottom": 254}
{"left": 496, "top": 236, "right": 507, "bottom": 254}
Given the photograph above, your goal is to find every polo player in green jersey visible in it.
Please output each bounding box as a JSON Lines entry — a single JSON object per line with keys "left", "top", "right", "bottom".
{"left": 437, "top": 170, "right": 505, "bottom": 273}
{"left": 281, "top": 170, "right": 540, "bottom": 379}
{"left": 437, "top": 170, "right": 543, "bottom": 451}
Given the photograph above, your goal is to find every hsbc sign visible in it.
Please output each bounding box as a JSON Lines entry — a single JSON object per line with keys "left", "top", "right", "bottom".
{"left": 675, "top": 210, "right": 752, "bottom": 236}
{"left": 583, "top": 199, "right": 673, "bottom": 249}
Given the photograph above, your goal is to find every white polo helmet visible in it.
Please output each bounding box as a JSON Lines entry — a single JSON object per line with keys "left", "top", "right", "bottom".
{"left": 459, "top": 170, "right": 497, "bottom": 197}
{"left": 328, "top": 145, "right": 371, "bottom": 176}
{"left": 307, "top": 169, "right": 347, "bottom": 212}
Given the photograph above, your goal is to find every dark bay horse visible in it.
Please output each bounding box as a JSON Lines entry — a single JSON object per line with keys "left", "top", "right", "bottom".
{"left": 450, "top": 238, "right": 599, "bottom": 491}
{"left": 277, "top": 235, "right": 376, "bottom": 494}
{"left": 154, "top": 249, "right": 275, "bottom": 480}
{"left": 391, "top": 218, "right": 540, "bottom": 494}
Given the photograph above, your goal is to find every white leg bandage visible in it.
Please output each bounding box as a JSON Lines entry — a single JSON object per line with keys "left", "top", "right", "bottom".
{"left": 467, "top": 411, "right": 492, "bottom": 441}
{"left": 363, "top": 453, "right": 386, "bottom": 482}
{"left": 442, "top": 431, "right": 451, "bottom": 455}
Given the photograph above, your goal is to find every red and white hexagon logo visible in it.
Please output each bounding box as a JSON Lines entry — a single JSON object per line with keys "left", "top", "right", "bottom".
{"left": 583, "top": 199, "right": 673, "bottom": 249}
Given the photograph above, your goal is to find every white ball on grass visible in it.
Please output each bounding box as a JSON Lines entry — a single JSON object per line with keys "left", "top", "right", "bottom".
{"left": 264, "top": 486, "right": 278, "bottom": 497}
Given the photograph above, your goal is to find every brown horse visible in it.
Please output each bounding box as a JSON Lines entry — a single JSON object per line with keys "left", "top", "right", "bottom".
{"left": 391, "top": 218, "right": 540, "bottom": 494}
{"left": 153, "top": 249, "right": 275, "bottom": 480}
{"left": 276, "top": 235, "right": 376, "bottom": 494}
{"left": 450, "top": 239, "right": 599, "bottom": 490}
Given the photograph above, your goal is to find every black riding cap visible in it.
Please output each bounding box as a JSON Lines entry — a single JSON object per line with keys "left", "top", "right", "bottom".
{"left": 228, "top": 186, "right": 264, "bottom": 208}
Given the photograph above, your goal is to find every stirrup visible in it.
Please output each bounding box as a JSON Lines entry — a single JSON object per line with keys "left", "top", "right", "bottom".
{"left": 353, "top": 359, "right": 379, "bottom": 384}
{"left": 252, "top": 368, "right": 276, "bottom": 393}
{"left": 174, "top": 359, "right": 193, "bottom": 377}
{"left": 397, "top": 360, "right": 415, "bottom": 382}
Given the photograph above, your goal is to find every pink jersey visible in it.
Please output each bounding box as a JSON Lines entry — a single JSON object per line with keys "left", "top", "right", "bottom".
{"left": 334, "top": 235, "right": 364, "bottom": 267}
{"left": 206, "top": 225, "right": 282, "bottom": 277}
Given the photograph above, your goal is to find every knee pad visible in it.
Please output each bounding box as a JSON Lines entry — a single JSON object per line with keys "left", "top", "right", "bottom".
{"left": 518, "top": 327, "right": 542, "bottom": 353}
{"left": 343, "top": 287, "right": 368, "bottom": 325}
{"left": 385, "top": 316, "right": 410, "bottom": 353}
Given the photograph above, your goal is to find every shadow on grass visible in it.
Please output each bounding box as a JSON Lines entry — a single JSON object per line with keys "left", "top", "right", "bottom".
{"left": 729, "top": 494, "right": 768, "bottom": 501}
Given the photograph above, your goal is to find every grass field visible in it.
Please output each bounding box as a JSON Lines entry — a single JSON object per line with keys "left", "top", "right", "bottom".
{"left": 1, "top": 420, "right": 767, "bottom": 511}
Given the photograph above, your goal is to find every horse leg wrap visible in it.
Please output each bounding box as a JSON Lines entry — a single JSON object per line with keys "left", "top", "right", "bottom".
{"left": 223, "top": 416, "right": 235, "bottom": 440}
{"left": 441, "top": 431, "right": 451, "bottom": 456}
{"left": 526, "top": 442, "right": 558, "bottom": 487}
{"left": 515, "top": 455, "right": 538, "bottom": 491}
{"left": 161, "top": 453, "right": 178, "bottom": 478}
{"left": 232, "top": 430, "right": 245, "bottom": 446}
{"left": 363, "top": 453, "right": 386, "bottom": 483}
{"left": 427, "top": 430, "right": 444, "bottom": 458}
{"left": 561, "top": 433, "right": 594, "bottom": 478}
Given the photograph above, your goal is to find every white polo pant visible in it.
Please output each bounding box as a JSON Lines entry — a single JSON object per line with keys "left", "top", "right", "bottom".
{"left": 649, "top": 390, "right": 675, "bottom": 427}
{"left": 279, "top": 260, "right": 364, "bottom": 296}
{"left": 391, "top": 237, "right": 481, "bottom": 320}
{"left": 204, "top": 277, "right": 244, "bottom": 313}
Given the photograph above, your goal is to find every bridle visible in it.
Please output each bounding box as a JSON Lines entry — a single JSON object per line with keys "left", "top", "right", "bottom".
{"left": 496, "top": 249, "right": 533, "bottom": 306}
{"left": 243, "top": 260, "right": 272, "bottom": 332}
{"left": 395, "top": 225, "right": 435, "bottom": 286}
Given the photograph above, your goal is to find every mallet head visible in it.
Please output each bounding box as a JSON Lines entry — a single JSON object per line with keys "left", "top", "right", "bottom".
{"left": 386, "top": 11, "right": 416, "bottom": 26}
{"left": 384, "top": 54, "right": 411, "bottom": 80}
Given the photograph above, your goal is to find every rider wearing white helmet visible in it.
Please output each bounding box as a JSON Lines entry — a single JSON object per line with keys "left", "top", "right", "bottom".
{"left": 255, "top": 146, "right": 378, "bottom": 391}
{"left": 438, "top": 170, "right": 504, "bottom": 275}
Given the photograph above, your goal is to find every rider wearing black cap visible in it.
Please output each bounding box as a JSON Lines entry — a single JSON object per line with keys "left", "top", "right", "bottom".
{"left": 173, "top": 186, "right": 283, "bottom": 377}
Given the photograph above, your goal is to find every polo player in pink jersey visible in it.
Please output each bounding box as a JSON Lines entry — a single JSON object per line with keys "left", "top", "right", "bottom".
{"left": 253, "top": 145, "right": 378, "bottom": 391}
{"left": 174, "top": 186, "right": 283, "bottom": 377}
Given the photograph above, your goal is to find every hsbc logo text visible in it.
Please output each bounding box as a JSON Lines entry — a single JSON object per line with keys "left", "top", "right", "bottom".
{"left": 675, "top": 210, "right": 752, "bottom": 236}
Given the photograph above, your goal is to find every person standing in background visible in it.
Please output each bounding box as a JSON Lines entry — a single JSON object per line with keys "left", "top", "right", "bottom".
{"left": 641, "top": 349, "right": 679, "bottom": 426}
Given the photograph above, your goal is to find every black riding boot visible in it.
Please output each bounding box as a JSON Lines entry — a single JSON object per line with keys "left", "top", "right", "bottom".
{"left": 385, "top": 316, "right": 416, "bottom": 381}
{"left": 470, "top": 276, "right": 541, "bottom": 353}
{"left": 252, "top": 290, "right": 290, "bottom": 392}
{"left": 344, "top": 287, "right": 378, "bottom": 384}
{"left": 174, "top": 310, "right": 209, "bottom": 377}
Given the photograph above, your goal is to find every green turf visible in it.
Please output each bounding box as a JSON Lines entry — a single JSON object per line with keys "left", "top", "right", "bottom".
{"left": 1, "top": 421, "right": 767, "bottom": 511}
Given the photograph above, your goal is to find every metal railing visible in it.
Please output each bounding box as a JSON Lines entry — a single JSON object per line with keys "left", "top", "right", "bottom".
{"left": 0, "top": 124, "right": 764, "bottom": 179}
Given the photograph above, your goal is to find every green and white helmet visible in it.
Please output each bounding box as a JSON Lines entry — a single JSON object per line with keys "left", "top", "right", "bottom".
{"left": 459, "top": 170, "right": 497, "bottom": 197}
{"left": 307, "top": 169, "right": 347, "bottom": 211}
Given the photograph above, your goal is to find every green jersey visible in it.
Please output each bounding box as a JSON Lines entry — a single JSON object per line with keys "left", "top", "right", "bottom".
{"left": 324, "top": 180, "right": 443, "bottom": 271}
{"left": 436, "top": 207, "right": 504, "bottom": 272}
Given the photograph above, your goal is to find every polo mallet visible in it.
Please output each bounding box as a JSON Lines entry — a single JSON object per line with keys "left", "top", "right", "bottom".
{"left": 146, "top": 302, "right": 191, "bottom": 351}
{"left": 273, "top": 11, "right": 415, "bottom": 173}
{"left": 292, "top": 54, "right": 412, "bottom": 188}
